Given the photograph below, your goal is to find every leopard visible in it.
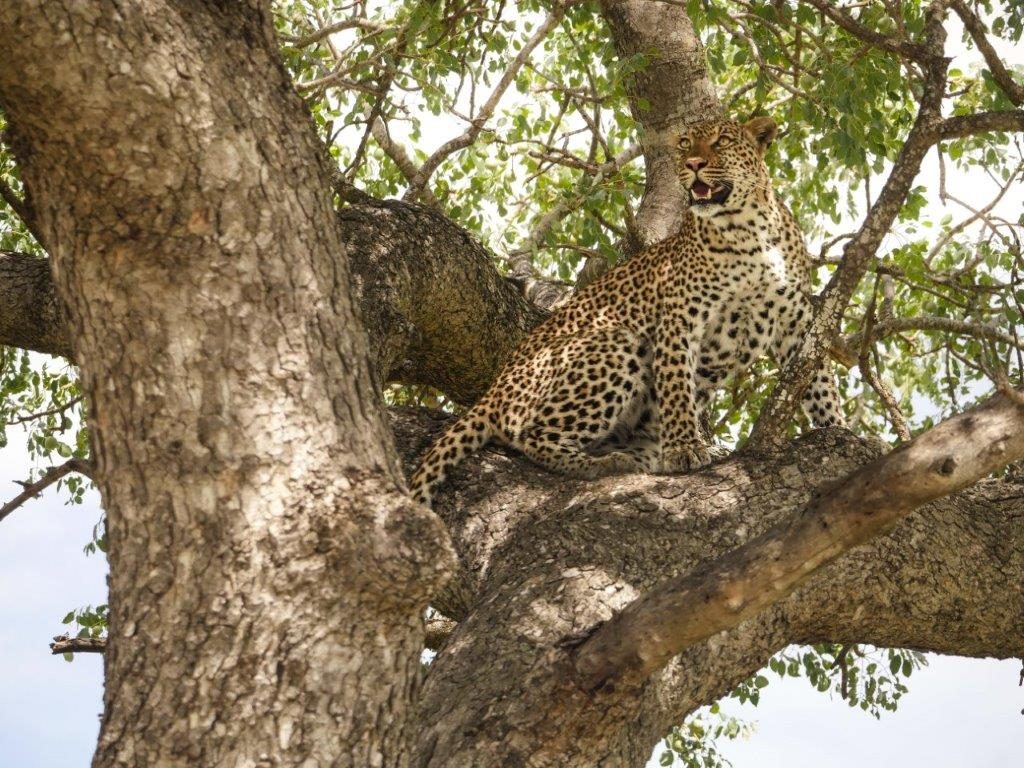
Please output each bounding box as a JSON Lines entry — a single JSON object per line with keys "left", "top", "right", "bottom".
{"left": 410, "top": 116, "right": 844, "bottom": 507}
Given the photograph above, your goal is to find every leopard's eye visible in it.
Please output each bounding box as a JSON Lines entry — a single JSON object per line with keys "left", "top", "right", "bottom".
{"left": 678, "top": 136, "right": 692, "bottom": 151}
{"left": 714, "top": 135, "right": 733, "bottom": 148}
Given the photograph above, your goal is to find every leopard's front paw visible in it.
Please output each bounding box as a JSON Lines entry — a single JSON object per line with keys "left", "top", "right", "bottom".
{"left": 656, "top": 444, "right": 717, "bottom": 474}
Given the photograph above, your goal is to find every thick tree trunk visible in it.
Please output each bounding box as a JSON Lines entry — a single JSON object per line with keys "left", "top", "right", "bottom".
{"left": 0, "top": 3, "right": 452, "bottom": 766}
{"left": 600, "top": 0, "right": 722, "bottom": 251}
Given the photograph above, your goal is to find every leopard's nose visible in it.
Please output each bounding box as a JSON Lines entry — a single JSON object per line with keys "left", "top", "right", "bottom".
{"left": 685, "top": 156, "right": 707, "bottom": 172}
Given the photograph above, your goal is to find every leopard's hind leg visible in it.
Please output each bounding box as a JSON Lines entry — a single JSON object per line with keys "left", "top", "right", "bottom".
{"left": 505, "top": 327, "right": 660, "bottom": 477}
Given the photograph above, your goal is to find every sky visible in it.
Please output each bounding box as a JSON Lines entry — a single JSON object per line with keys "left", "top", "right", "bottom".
{"left": 2, "top": 7, "right": 1023, "bottom": 768}
{"left": 0, "top": 428, "right": 106, "bottom": 767}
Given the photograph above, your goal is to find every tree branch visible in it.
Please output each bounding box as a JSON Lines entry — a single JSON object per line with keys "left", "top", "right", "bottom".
{"left": 3, "top": 394, "right": 83, "bottom": 426}
{"left": 50, "top": 635, "right": 106, "bottom": 655}
{"left": 47, "top": 619, "right": 454, "bottom": 655}
{"left": 799, "top": 0, "right": 937, "bottom": 63}
{"left": 404, "top": 6, "right": 566, "bottom": 199}
{"left": 284, "top": 17, "right": 387, "bottom": 50}
{"left": 948, "top": 0, "right": 1024, "bottom": 107}
{"left": 507, "top": 143, "right": 642, "bottom": 275}
{"left": 0, "top": 458, "right": 93, "bottom": 524}
{"left": 572, "top": 391, "right": 1024, "bottom": 692}
{"left": 406, "top": 405, "right": 1024, "bottom": 764}
{"left": 937, "top": 110, "right": 1024, "bottom": 140}
{"left": 0, "top": 250, "right": 72, "bottom": 358}
{"left": 0, "top": 196, "right": 543, "bottom": 403}
{"left": 340, "top": 199, "right": 544, "bottom": 403}
{"left": 844, "top": 315, "right": 1024, "bottom": 356}
{"left": 748, "top": 3, "right": 951, "bottom": 447}
{"left": 0, "top": 178, "right": 46, "bottom": 246}
{"left": 370, "top": 117, "right": 439, "bottom": 206}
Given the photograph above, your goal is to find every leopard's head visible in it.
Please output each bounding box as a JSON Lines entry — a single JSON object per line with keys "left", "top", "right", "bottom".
{"left": 675, "top": 117, "right": 777, "bottom": 220}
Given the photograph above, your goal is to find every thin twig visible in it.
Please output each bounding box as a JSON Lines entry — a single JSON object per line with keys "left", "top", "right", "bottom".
{"left": 948, "top": 0, "right": 1024, "bottom": 106}
{"left": 405, "top": 5, "right": 566, "bottom": 198}
{"left": 3, "top": 395, "right": 83, "bottom": 426}
{"left": 50, "top": 635, "right": 106, "bottom": 655}
{"left": 0, "top": 458, "right": 93, "bottom": 524}
{"left": 858, "top": 283, "right": 912, "bottom": 441}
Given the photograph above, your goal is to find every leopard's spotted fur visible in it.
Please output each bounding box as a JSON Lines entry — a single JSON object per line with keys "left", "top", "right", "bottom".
{"left": 410, "top": 116, "right": 844, "bottom": 506}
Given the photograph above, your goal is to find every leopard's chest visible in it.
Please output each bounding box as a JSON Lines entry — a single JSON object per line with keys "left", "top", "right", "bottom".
{"left": 694, "top": 244, "right": 793, "bottom": 380}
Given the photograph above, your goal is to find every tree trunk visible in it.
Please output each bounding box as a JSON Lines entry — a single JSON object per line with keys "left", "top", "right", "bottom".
{"left": 0, "top": 3, "right": 452, "bottom": 766}
{"left": 600, "top": 0, "right": 722, "bottom": 251}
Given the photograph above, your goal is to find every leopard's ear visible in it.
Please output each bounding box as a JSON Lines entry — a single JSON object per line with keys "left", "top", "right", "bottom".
{"left": 743, "top": 116, "right": 777, "bottom": 154}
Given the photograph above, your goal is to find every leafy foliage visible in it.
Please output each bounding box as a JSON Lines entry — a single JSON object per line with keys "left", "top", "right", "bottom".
{"left": 59, "top": 604, "right": 108, "bottom": 662}
{"left": 754, "top": 645, "right": 926, "bottom": 718}
{"left": 659, "top": 704, "right": 754, "bottom": 768}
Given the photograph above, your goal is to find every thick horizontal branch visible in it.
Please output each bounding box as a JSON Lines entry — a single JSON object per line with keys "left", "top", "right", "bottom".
{"left": 1, "top": 199, "right": 542, "bottom": 403}
{"left": 403, "top": 398, "right": 1024, "bottom": 765}
{"left": 0, "top": 250, "right": 72, "bottom": 358}
{"left": 937, "top": 110, "right": 1024, "bottom": 140}
{"left": 341, "top": 199, "right": 544, "bottom": 403}
{"left": 571, "top": 391, "right": 1024, "bottom": 692}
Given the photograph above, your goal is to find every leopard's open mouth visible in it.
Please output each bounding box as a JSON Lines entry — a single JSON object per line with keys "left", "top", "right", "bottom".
{"left": 690, "top": 180, "right": 732, "bottom": 205}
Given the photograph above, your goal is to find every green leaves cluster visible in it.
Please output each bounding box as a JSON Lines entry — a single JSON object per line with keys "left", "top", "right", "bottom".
{"left": 753, "top": 645, "right": 926, "bottom": 718}
{"left": 275, "top": 0, "right": 644, "bottom": 275}
{"left": 658, "top": 704, "right": 753, "bottom": 768}
{"left": 59, "top": 604, "right": 108, "bottom": 662}
{"left": 0, "top": 347, "right": 88, "bottom": 492}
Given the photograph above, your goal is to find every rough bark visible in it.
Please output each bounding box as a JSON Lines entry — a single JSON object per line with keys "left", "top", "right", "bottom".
{"left": 0, "top": 3, "right": 452, "bottom": 767}
{"left": 0, "top": 250, "right": 71, "bottom": 357}
{"left": 341, "top": 199, "right": 543, "bottom": 404}
{"left": 2, "top": 3, "right": 1023, "bottom": 768}
{"left": 600, "top": 0, "right": 723, "bottom": 251}
{"left": 573, "top": 392, "right": 1024, "bottom": 692}
{"left": 388, "top": 408, "right": 1024, "bottom": 766}
{"left": 0, "top": 200, "right": 542, "bottom": 405}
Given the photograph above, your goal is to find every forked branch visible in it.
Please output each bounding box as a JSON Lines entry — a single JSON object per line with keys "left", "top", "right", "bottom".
{"left": 748, "top": 3, "right": 951, "bottom": 447}
{"left": 572, "top": 390, "right": 1024, "bottom": 693}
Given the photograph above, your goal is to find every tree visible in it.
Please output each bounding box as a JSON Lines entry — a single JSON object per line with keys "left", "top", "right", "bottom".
{"left": 0, "top": 1, "right": 1022, "bottom": 765}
